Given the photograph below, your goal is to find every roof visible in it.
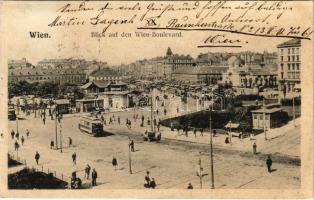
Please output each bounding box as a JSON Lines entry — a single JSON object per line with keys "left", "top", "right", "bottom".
{"left": 277, "top": 39, "right": 301, "bottom": 48}
{"left": 251, "top": 107, "right": 283, "bottom": 114}
{"left": 89, "top": 67, "right": 120, "bottom": 77}
{"left": 173, "top": 66, "right": 228, "bottom": 75}
{"left": 55, "top": 99, "right": 70, "bottom": 104}
{"left": 9, "top": 67, "right": 85, "bottom": 76}
{"left": 80, "top": 81, "right": 111, "bottom": 89}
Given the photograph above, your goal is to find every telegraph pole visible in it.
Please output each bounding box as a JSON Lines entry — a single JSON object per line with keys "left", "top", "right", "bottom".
{"left": 128, "top": 138, "right": 132, "bottom": 174}
{"left": 199, "top": 154, "right": 203, "bottom": 189}
{"left": 59, "top": 123, "right": 63, "bottom": 153}
{"left": 292, "top": 91, "right": 296, "bottom": 127}
{"left": 16, "top": 116, "right": 19, "bottom": 135}
{"left": 55, "top": 112, "right": 58, "bottom": 150}
{"left": 209, "top": 89, "right": 215, "bottom": 189}
{"left": 263, "top": 98, "right": 267, "bottom": 140}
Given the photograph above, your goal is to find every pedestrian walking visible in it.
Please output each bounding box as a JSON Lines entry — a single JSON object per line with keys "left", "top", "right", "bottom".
{"left": 112, "top": 157, "right": 118, "bottom": 170}
{"left": 141, "top": 115, "right": 145, "bottom": 123}
{"left": 156, "top": 109, "right": 159, "bottom": 115}
{"left": 118, "top": 116, "right": 120, "bottom": 125}
{"left": 85, "top": 164, "right": 91, "bottom": 179}
{"left": 11, "top": 130, "right": 15, "bottom": 139}
{"left": 14, "top": 141, "right": 19, "bottom": 151}
{"left": 91, "top": 168, "right": 97, "bottom": 186}
{"left": 72, "top": 152, "right": 77, "bottom": 165}
{"left": 21, "top": 136, "right": 25, "bottom": 146}
{"left": 69, "top": 137, "right": 73, "bottom": 147}
{"left": 144, "top": 171, "right": 150, "bottom": 188}
{"left": 200, "top": 128, "right": 204, "bottom": 136}
{"left": 147, "top": 118, "right": 150, "bottom": 126}
{"left": 266, "top": 155, "right": 273, "bottom": 173}
{"left": 157, "top": 123, "right": 160, "bottom": 132}
{"left": 15, "top": 132, "right": 19, "bottom": 140}
{"left": 253, "top": 142, "right": 257, "bottom": 154}
{"left": 26, "top": 129, "right": 30, "bottom": 138}
{"left": 129, "top": 120, "right": 132, "bottom": 129}
{"left": 193, "top": 128, "right": 197, "bottom": 137}
{"left": 164, "top": 108, "right": 167, "bottom": 115}
{"left": 35, "top": 151, "right": 40, "bottom": 165}
{"left": 50, "top": 140, "right": 54, "bottom": 149}
{"left": 43, "top": 117, "right": 46, "bottom": 125}
{"left": 153, "top": 118, "right": 157, "bottom": 127}
{"left": 187, "top": 183, "right": 193, "bottom": 189}
{"left": 130, "top": 140, "right": 135, "bottom": 152}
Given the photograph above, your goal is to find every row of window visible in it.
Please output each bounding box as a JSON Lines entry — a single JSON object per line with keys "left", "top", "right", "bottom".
{"left": 280, "top": 63, "right": 300, "bottom": 71}
{"left": 253, "top": 115, "right": 269, "bottom": 120}
{"left": 287, "top": 72, "right": 300, "bottom": 79}
{"left": 10, "top": 75, "right": 85, "bottom": 82}
{"left": 95, "top": 77, "right": 121, "bottom": 80}
{"left": 280, "top": 47, "right": 300, "bottom": 55}
{"left": 280, "top": 55, "right": 300, "bottom": 62}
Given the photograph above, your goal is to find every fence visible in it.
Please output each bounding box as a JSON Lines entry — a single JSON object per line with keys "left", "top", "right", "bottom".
{"left": 8, "top": 151, "right": 71, "bottom": 189}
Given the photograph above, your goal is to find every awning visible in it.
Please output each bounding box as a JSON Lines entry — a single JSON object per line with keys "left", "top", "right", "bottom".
{"left": 225, "top": 122, "right": 240, "bottom": 129}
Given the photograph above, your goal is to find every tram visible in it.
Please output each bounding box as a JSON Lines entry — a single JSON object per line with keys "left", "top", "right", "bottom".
{"left": 78, "top": 116, "right": 103, "bottom": 137}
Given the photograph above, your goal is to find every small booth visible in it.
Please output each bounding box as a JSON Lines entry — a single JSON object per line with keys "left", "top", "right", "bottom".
{"left": 55, "top": 99, "right": 70, "bottom": 114}
{"left": 251, "top": 104, "right": 285, "bottom": 130}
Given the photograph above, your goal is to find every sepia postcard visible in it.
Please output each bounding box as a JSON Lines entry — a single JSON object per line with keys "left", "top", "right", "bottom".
{"left": 0, "top": 0, "right": 313, "bottom": 198}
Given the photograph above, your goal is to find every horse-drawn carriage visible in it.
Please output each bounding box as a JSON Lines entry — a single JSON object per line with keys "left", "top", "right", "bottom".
{"left": 143, "top": 131, "right": 161, "bottom": 142}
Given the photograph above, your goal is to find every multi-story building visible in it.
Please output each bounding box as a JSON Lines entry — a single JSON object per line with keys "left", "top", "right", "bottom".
{"left": 172, "top": 65, "right": 228, "bottom": 84}
{"left": 8, "top": 67, "right": 86, "bottom": 85}
{"left": 223, "top": 55, "right": 278, "bottom": 90}
{"left": 277, "top": 38, "right": 301, "bottom": 93}
{"left": 89, "top": 67, "right": 126, "bottom": 83}
{"left": 8, "top": 58, "right": 33, "bottom": 69}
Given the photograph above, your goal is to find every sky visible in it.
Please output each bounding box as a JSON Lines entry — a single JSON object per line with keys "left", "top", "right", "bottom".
{"left": 1, "top": 1, "right": 313, "bottom": 66}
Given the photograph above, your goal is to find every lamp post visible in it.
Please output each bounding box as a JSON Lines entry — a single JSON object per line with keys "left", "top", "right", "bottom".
{"left": 292, "top": 90, "right": 296, "bottom": 127}
{"left": 209, "top": 89, "right": 215, "bottom": 189}
{"left": 55, "top": 112, "right": 58, "bottom": 150}
{"left": 198, "top": 153, "right": 203, "bottom": 189}
{"left": 59, "top": 123, "right": 63, "bottom": 153}
{"left": 263, "top": 98, "right": 267, "bottom": 140}
{"left": 128, "top": 138, "right": 132, "bottom": 174}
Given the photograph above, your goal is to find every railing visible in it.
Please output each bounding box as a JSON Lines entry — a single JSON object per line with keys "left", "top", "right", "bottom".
{"left": 8, "top": 151, "right": 71, "bottom": 189}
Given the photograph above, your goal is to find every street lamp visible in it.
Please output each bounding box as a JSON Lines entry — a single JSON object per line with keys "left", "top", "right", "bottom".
{"left": 198, "top": 153, "right": 203, "bottom": 189}
{"left": 128, "top": 138, "right": 132, "bottom": 174}
{"left": 209, "top": 88, "right": 215, "bottom": 189}
{"left": 60, "top": 123, "right": 63, "bottom": 153}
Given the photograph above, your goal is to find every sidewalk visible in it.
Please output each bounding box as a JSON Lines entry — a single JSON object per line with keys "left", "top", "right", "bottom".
{"left": 106, "top": 114, "right": 300, "bottom": 159}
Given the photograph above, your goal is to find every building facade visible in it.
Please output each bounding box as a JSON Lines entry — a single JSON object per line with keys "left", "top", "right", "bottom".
{"left": 8, "top": 67, "right": 86, "bottom": 85}
{"left": 8, "top": 58, "right": 33, "bottom": 69}
{"left": 277, "top": 39, "right": 301, "bottom": 93}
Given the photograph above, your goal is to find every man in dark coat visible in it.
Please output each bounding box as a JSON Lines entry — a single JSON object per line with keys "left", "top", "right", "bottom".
{"left": 35, "top": 151, "right": 40, "bottom": 165}
{"left": 85, "top": 164, "right": 91, "bottom": 179}
{"left": 91, "top": 168, "right": 97, "bottom": 186}
{"left": 144, "top": 171, "right": 150, "bottom": 188}
{"left": 253, "top": 142, "right": 257, "bottom": 154}
{"left": 266, "top": 155, "right": 273, "bottom": 173}
{"left": 50, "top": 140, "right": 54, "bottom": 149}
{"left": 11, "top": 130, "right": 15, "bottom": 139}
{"left": 72, "top": 152, "right": 77, "bottom": 165}
{"left": 112, "top": 157, "right": 118, "bottom": 170}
